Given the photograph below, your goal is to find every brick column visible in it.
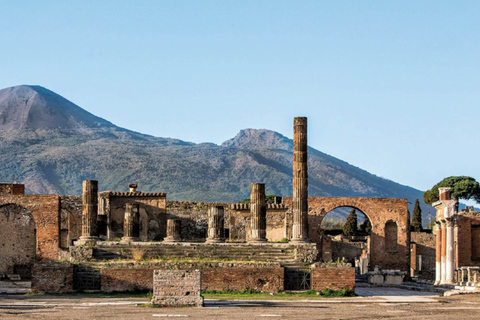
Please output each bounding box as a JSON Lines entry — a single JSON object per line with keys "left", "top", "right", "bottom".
{"left": 249, "top": 183, "right": 267, "bottom": 243}
{"left": 291, "top": 117, "right": 309, "bottom": 243}
{"left": 434, "top": 222, "right": 442, "bottom": 285}
{"left": 441, "top": 220, "right": 447, "bottom": 284}
{"left": 164, "top": 219, "right": 181, "bottom": 242}
{"left": 206, "top": 206, "right": 225, "bottom": 243}
{"left": 79, "top": 180, "right": 98, "bottom": 242}
{"left": 122, "top": 203, "right": 139, "bottom": 242}
{"left": 445, "top": 218, "right": 455, "bottom": 284}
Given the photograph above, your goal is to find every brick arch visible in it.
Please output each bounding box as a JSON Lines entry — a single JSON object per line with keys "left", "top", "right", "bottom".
{"left": 283, "top": 196, "right": 410, "bottom": 271}
{"left": 0, "top": 203, "right": 36, "bottom": 276}
{"left": 0, "top": 194, "right": 61, "bottom": 262}
{"left": 308, "top": 197, "right": 410, "bottom": 271}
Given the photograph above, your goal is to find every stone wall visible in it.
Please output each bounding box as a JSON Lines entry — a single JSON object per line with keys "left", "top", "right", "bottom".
{"left": 152, "top": 270, "right": 203, "bottom": 307}
{"left": 99, "top": 192, "right": 167, "bottom": 241}
{"left": 59, "top": 196, "right": 82, "bottom": 248}
{"left": 283, "top": 196, "right": 410, "bottom": 271}
{"left": 311, "top": 263, "right": 355, "bottom": 291}
{"left": 411, "top": 231, "right": 435, "bottom": 279}
{"left": 457, "top": 212, "right": 480, "bottom": 267}
{"left": 99, "top": 264, "right": 283, "bottom": 293}
{"left": 0, "top": 194, "right": 62, "bottom": 266}
{"left": 31, "top": 263, "right": 74, "bottom": 293}
{"left": 0, "top": 203, "right": 36, "bottom": 276}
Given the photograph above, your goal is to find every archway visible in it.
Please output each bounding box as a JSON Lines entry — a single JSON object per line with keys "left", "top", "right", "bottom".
{"left": 0, "top": 204, "right": 36, "bottom": 278}
{"left": 302, "top": 197, "right": 410, "bottom": 271}
{"left": 318, "top": 206, "right": 371, "bottom": 267}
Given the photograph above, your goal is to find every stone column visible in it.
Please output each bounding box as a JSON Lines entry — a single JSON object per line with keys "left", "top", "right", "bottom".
{"left": 164, "top": 219, "right": 181, "bottom": 242}
{"left": 206, "top": 206, "right": 225, "bottom": 243}
{"left": 122, "top": 203, "right": 139, "bottom": 242}
{"left": 445, "top": 218, "right": 455, "bottom": 284}
{"left": 79, "top": 180, "right": 98, "bottom": 242}
{"left": 291, "top": 117, "right": 309, "bottom": 243}
{"left": 440, "top": 220, "right": 447, "bottom": 284}
{"left": 434, "top": 222, "right": 442, "bottom": 285}
{"left": 249, "top": 183, "right": 267, "bottom": 243}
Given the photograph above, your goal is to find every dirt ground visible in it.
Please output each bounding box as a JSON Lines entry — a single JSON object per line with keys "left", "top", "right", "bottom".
{"left": 1, "top": 293, "right": 480, "bottom": 320}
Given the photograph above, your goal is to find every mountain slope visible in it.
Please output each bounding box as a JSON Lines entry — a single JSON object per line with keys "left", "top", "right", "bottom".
{"left": 0, "top": 85, "right": 432, "bottom": 218}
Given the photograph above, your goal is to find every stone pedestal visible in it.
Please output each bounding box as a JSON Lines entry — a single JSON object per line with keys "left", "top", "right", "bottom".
{"left": 249, "top": 183, "right": 267, "bottom": 243}
{"left": 151, "top": 270, "right": 203, "bottom": 307}
{"left": 164, "top": 219, "right": 181, "bottom": 242}
{"left": 291, "top": 117, "right": 310, "bottom": 243}
{"left": 122, "top": 203, "right": 139, "bottom": 242}
{"left": 206, "top": 206, "right": 225, "bottom": 243}
{"left": 78, "top": 180, "right": 98, "bottom": 243}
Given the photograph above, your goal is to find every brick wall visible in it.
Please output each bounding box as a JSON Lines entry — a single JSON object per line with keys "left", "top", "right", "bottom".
{"left": 100, "top": 265, "right": 284, "bottom": 293}
{"left": 311, "top": 265, "right": 355, "bottom": 291}
{"left": 31, "top": 263, "right": 74, "bottom": 293}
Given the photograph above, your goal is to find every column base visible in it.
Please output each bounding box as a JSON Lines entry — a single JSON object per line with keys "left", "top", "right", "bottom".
{"left": 248, "top": 238, "right": 268, "bottom": 244}
{"left": 121, "top": 237, "right": 139, "bottom": 243}
{"left": 206, "top": 238, "right": 225, "bottom": 244}
{"left": 76, "top": 236, "right": 98, "bottom": 246}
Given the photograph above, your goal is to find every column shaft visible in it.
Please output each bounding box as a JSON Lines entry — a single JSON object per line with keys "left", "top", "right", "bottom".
{"left": 122, "top": 203, "right": 139, "bottom": 241}
{"left": 80, "top": 180, "right": 98, "bottom": 240}
{"left": 445, "top": 218, "right": 455, "bottom": 283}
{"left": 249, "top": 183, "right": 267, "bottom": 243}
{"left": 441, "top": 221, "right": 447, "bottom": 284}
{"left": 164, "top": 219, "right": 181, "bottom": 242}
{"left": 291, "top": 117, "right": 309, "bottom": 243}
{"left": 206, "top": 206, "right": 225, "bottom": 243}
{"left": 435, "top": 223, "right": 442, "bottom": 284}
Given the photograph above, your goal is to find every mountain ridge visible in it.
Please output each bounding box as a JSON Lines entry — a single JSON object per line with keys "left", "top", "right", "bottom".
{"left": 0, "top": 85, "right": 433, "bottom": 219}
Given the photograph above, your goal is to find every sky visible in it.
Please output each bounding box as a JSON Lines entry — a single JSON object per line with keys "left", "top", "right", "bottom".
{"left": 1, "top": 1, "right": 479, "bottom": 192}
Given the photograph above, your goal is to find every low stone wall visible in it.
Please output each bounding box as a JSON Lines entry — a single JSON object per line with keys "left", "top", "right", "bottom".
{"left": 31, "top": 262, "right": 74, "bottom": 293}
{"left": 100, "top": 263, "right": 284, "bottom": 293}
{"left": 311, "top": 263, "right": 355, "bottom": 291}
{"left": 152, "top": 270, "right": 203, "bottom": 307}
{"left": 101, "top": 268, "right": 153, "bottom": 292}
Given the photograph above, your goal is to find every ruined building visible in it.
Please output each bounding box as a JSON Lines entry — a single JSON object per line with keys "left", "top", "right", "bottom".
{"left": 0, "top": 117, "right": 412, "bottom": 292}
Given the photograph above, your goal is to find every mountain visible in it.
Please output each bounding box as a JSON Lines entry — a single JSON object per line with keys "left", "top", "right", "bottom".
{"left": 0, "top": 85, "right": 434, "bottom": 220}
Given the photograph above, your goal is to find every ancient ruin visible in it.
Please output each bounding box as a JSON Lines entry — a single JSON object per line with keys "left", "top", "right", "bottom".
{"left": 0, "top": 117, "right": 416, "bottom": 295}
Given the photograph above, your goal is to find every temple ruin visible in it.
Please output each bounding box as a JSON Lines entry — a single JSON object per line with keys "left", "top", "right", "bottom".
{"left": 0, "top": 117, "right": 415, "bottom": 293}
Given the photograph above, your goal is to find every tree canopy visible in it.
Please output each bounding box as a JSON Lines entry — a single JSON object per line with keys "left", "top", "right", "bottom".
{"left": 423, "top": 176, "right": 480, "bottom": 205}
{"left": 411, "top": 199, "right": 423, "bottom": 232}
{"left": 343, "top": 208, "right": 358, "bottom": 236}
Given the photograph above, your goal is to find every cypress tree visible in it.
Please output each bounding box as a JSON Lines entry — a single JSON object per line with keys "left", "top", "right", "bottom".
{"left": 411, "top": 199, "right": 423, "bottom": 232}
{"left": 343, "top": 208, "right": 358, "bottom": 236}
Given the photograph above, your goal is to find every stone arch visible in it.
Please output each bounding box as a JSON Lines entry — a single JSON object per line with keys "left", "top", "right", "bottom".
{"left": 286, "top": 196, "right": 410, "bottom": 271}
{"left": 0, "top": 203, "right": 36, "bottom": 278}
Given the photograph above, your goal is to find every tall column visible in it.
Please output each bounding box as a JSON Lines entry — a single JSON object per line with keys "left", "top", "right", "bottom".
{"left": 434, "top": 222, "right": 442, "bottom": 285}
{"left": 441, "top": 220, "right": 447, "bottom": 284}
{"left": 291, "top": 117, "right": 309, "bottom": 243}
{"left": 249, "top": 183, "right": 267, "bottom": 243}
{"left": 79, "top": 180, "right": 98, "bottom": 242}
{"left": 445, "top": 218, "right": 455, "bottom": 283}
{"left": 122, "top": 203, "right": 139, "bottom": 242}
{"left": 164, "top": 219, "right": 181, "bottom": 242}
{"left": 206, "top": 206, "right": 225, "bottom": 243}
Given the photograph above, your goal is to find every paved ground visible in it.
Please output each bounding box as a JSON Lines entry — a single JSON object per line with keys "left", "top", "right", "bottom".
{"left": 2, "top": 287, "right": 480, "bottom": 320}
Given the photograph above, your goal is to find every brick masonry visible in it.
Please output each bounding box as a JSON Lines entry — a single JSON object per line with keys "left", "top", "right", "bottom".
{"left": 100, "top": 265, "right": 284, "bottom": 293}
{"left": 311, "top": 264, "right": 355, "bottom": 291}
{"left": 152, "top": 270, "right": 203, "bottom": 307}
{"left": 31, "top": 263, "right": 74, "bottom": 293}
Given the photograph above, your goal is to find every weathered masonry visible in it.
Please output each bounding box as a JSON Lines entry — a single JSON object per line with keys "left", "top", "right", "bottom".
{"left": 0, "top": 116, "right": 413, "bottom": 293}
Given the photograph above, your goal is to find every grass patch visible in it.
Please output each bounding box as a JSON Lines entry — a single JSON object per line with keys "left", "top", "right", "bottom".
{"left": 201, "top": 288, "right": 356, "bottom": 300}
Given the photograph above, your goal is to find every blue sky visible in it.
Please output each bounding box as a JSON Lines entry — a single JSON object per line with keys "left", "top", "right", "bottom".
{"left": 1, "top": 1, "right": 479, "bottom": 192}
